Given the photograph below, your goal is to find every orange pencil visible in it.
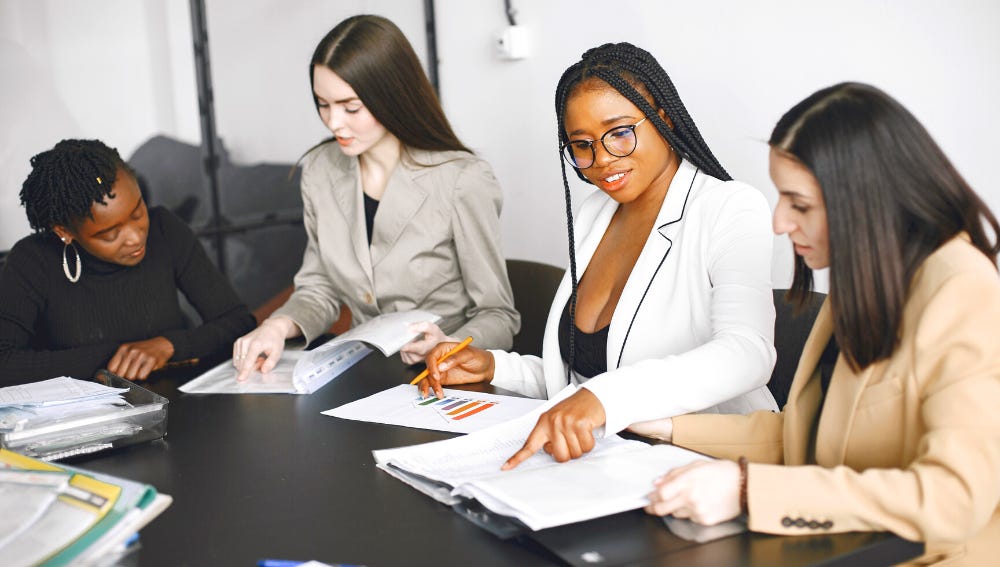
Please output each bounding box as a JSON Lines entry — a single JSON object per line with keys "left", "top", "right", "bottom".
{"left": 409, "top": 336, "right": 473, "bottom": 385}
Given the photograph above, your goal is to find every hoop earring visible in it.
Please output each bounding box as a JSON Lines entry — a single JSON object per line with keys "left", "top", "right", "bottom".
{"left": 62, "top": 241, "right": 81, "bottom": 283}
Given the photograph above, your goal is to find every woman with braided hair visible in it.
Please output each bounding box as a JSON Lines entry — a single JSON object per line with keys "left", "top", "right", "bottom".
{"left": 0, "top": 139, "right": 255, "bottom": 385}
{"left": 420, "top": 42, "right": 777, "bottom": 468}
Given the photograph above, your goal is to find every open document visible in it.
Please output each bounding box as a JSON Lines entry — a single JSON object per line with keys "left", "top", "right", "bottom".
{"left": 0, "top": 448, "right": 171, "bottom": 567}
{"left": 180, "top": 310, "right": 440, "bottom": 395}
{"left": 372, "top": 386, "right": 709, "bottom": 531}
{"left": 324, "top": 384, "right": 545, "bottom": 434}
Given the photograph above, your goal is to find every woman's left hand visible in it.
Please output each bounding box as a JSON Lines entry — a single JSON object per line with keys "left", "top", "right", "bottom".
{"left": 400, "top": 321, "right": 457, "bottom": 365}
{"left": 107, "top": 336, "right": 175, "bottom": 381}
{"left": 644, "top": 459, "right": 742, "bottom": 526}
{"left": 502, "top": 388, "right": 606, "bottom": 470}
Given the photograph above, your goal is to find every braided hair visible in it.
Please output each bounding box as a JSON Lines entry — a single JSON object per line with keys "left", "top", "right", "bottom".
{"left": 553, "top": 42, "right": 731, "bottom": 379}
{"left": 20, "top": 139, "right": 134, "bottom": 232}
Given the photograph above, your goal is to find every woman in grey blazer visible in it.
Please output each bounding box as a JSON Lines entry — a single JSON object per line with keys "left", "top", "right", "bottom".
{"left": 232, "top": 15, "right": 518, "bottom": 380}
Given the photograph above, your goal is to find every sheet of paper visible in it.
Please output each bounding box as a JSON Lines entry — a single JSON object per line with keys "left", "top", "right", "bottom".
{"left": 372, "top": 385, "right": 713, "bottom": 530}
{"left": 307, "top": 309, "right": 440, "bottom": 357}
{"left": 179, "top": 342, "right": 372, "bottom": 395}
{"left": 457, "top": 444, "right": 708, "bottom": 531}
{"left": 324, "top": 384, "right": 546, "bottom": 434}
{"left": 0, "top": 377, "right": 128, "bottom": 408}
{"left": 371, "top": 386, "right": 645, "bottom": 502}
{"left": 178, "top": 351, "right": 304, "bottom": 394}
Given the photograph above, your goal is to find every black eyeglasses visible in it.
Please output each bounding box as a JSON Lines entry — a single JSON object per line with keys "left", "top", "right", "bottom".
{"left": 560, "top": 117, "right": 648, "bottom": 169}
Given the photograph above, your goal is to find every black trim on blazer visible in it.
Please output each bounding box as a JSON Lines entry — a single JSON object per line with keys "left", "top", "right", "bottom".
{"left": 615, "top": 169, "right": 699, "bottom": 368}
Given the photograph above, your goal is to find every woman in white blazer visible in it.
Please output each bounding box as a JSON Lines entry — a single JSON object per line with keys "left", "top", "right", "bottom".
{"left": 420, "top": 42, "right": 777, "bottom": 468}
{"left": 232, "top": 15, "right": 519, "bottom": 380}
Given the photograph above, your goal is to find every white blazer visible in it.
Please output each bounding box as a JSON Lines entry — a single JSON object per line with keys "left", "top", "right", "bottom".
{"left": 491, "top": 160, "right": 778, "bottom": 435}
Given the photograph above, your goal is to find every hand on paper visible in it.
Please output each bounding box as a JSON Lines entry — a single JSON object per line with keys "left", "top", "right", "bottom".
{"left": 627, "top": 417, "right": 674, "bottom": 442}
{"left": 400, "top": 321, "right": 457, "bottom": 365}
{"left": 644, "top": 459, "right": 742, "bottom": 526}
{"left": 232, "top": 316, "right": 297, "bottom": 382}
{"left": 107, "top": 336, "right": 175, "bottom": 381}
{"left": 420, "top": 343, "right": 494, "bottom": 399}
{"left": 502, "top": 388, "right": 606, "bottom": 470}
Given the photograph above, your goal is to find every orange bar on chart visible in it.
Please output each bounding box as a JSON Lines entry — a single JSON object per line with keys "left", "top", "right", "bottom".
{"left": 447, "top": 401, "right": 483, "bottom": 416}
{"left": 453, "top": 402, "right": 496, "bottom": 420}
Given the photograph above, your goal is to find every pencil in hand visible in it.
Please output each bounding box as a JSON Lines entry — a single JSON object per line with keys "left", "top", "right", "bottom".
{"left": 409, "top": 336, "right": 473, "bottom": 385}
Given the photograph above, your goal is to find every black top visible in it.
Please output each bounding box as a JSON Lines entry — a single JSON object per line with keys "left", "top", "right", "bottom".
{"left": 0, "top": 206, "right": 255, "bottom": 385}
{"left": 819, "top": 336, "right": 840, "bottom": 395}
{"left": 558, "top": 298, "right": 609, "bottom": 378}
{"left": 363, "top": 192, "right": 379, "bottom": 245}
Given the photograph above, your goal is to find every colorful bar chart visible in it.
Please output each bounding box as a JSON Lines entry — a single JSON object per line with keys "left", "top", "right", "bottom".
{"left": 413, "top": 395, "right": 501, "bottom": 423}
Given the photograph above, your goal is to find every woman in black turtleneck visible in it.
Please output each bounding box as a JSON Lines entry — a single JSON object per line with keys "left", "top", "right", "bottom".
{"left": 0, "top": 139, "right": 255, "bottom": 385}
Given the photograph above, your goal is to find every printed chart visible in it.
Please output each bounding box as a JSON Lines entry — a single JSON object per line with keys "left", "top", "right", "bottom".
{"left": 323, "top": 385, "right": 544, "bottom": 434}
{"left": 413, "top": 394, "right": 500, "bottom": 423}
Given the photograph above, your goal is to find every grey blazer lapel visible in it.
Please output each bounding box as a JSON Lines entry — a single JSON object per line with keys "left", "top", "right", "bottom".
{"left": 370, "top": 163, "right": 428, "bottom": 268}
{"left": 329, "top": 156, "right": 374, "bottom": 279}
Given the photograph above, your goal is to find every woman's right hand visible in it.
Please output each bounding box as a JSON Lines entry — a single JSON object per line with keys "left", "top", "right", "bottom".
{"left": 419, "top": 343, "right": 495, "bottom": 398}
{"left": 233, "top": 317, "right": 297, "bottom": 382}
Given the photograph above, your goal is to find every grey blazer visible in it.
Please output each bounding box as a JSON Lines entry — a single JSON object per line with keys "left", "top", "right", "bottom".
{"left": 273, "top": 143, "right": 519, "bottom": 349}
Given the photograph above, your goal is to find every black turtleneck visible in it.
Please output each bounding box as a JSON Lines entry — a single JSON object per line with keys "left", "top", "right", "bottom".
{"left": 0, "top": 206, "right": 255, "bottom": 385}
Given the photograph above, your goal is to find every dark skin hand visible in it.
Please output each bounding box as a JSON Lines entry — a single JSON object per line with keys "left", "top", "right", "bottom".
{"left": 107, "top": 336, "right": 175, "bottom": 381}
{"left": 420, "top": 343, "right": 495, "bottom": 399}
{"left": 420, "top": 342, "right": 609, "bottom": 470}
{"left": 502, "top": 388, "right": 606, "bottom": 470}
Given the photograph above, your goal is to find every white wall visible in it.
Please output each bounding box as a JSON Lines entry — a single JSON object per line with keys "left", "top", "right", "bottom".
{"left": 204, "top": 0, "right": 428, "bottom": 164}
{"left": 0, "top": 0, "right": 196, "bottom": 248}
{"left": 3, "top": 0, "right": 999, "bottom": 292}
{"left": 433, "top": 0, "right": 1000, "bottom": 288}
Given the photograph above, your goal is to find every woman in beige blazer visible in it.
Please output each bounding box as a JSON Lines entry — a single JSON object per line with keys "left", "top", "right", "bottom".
{"left": 232, "top": 15, "right": 518, "bottom": 380}
{"left": 638, "top": 83, "right": 1000, "bottom": 565}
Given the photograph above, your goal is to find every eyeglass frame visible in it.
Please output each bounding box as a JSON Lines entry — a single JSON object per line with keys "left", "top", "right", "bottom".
{"left": 559, "top": 117, "right": 649, "bottom": 170}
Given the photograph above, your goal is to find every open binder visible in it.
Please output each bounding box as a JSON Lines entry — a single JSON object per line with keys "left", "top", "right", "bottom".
{"left": 373, "top": 385, "right": 709, "bottom": 531}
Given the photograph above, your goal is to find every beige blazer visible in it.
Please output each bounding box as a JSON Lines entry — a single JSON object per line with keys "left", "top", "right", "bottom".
{"left": 672, "top": 235, "right": 1000, "bottom": 566}
{"left": 273, "top": 143, "right": 519, "bottom": 349}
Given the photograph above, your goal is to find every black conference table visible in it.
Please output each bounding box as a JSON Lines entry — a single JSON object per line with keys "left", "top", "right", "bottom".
{"left": 69, "top": 352, "right": 923, "bottom": 566}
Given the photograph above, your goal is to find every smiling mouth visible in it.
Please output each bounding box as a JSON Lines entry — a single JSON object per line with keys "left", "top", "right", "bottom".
{"left": 597, "top": 170, "right": 630, "bottom": 191}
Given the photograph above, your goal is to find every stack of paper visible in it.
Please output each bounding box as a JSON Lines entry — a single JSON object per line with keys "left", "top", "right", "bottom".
{"left": 0, "top": 375, "right": 168, "bottom": 462}
{"left": 180, "top": 309, "right": 440, "bottom": 395}
{"left": 373, "top": 386, "right": 709, "bottom": 531}
{"left": 0, "top": 448, "right": 171, "bottom": 566}
{"left": 0, "top": 377, "right": 129, "bottom": 412}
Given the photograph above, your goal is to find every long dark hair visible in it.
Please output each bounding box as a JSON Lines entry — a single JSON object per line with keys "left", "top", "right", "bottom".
{"left": 771, "top": 82, "right": 1000, "bottom": 370}
{"left": 20, "top": 139, "right": 135, "bottom": 232}
{"left": 309, "top": 14, "right": 469, "bottom": 154}
{"left": 554, "top": 42, "right": 730, "bottom": 376}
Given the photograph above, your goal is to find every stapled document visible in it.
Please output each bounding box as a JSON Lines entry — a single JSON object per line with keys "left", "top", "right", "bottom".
{"left": 180, "top": 309, "right": 440, "bottom": 395}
